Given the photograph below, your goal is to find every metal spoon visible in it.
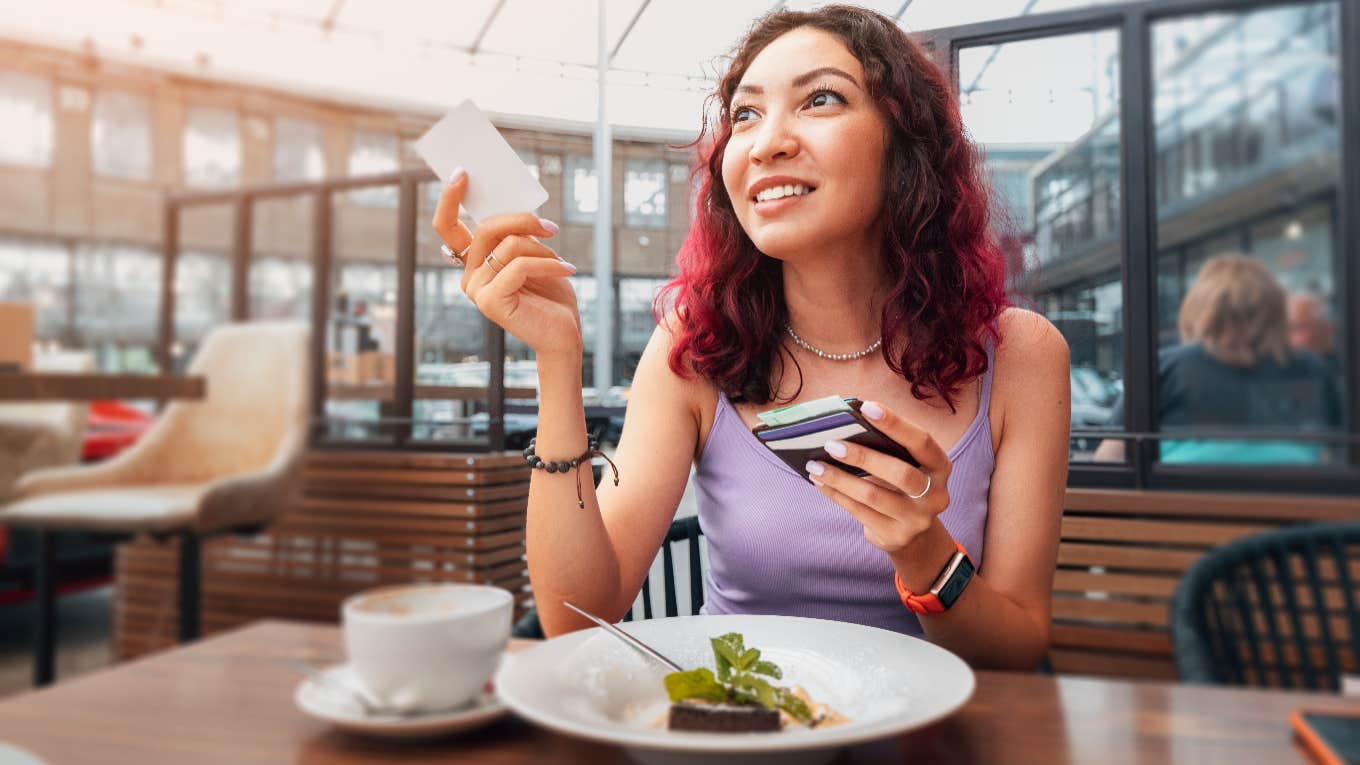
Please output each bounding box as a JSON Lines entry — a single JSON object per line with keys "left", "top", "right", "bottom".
{"left": 293, "top": 661, "right": 415, "bottom": 718}
{"left": 563, "top": 601, "right": 684, "bottom": 672}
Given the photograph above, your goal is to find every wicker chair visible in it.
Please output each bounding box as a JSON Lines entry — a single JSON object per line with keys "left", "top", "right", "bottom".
{"left": 1170, "top": 521, "right": 1360, "bottom": 691}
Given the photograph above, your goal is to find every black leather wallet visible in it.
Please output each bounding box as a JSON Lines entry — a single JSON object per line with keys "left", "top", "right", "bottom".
{"left": 751, "top": 398, "right": 919, "bottom": 482}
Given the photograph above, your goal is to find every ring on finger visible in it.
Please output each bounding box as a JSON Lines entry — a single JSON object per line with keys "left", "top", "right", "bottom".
{"left": 440, "top": 243, "right": 472, "bottom": 267}
{"left": 486, "top": 251, "right": 506, "bottom": 273}
{"left": 905, "top": 473, "right": 932, "bottom": 501}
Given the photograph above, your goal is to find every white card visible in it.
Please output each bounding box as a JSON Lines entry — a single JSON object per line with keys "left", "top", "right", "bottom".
{"left": 412, "top": 99, "right": 549, "bottom": 222}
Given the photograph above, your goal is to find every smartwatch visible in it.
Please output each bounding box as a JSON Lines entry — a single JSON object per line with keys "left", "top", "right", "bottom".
{"left": 894, "top": 540, "right": 975, "bottom": 614}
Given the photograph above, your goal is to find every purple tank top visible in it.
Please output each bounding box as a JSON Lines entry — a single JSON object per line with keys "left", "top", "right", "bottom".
{"left": 693, "top": 339, "right": 997, "bottom": 636}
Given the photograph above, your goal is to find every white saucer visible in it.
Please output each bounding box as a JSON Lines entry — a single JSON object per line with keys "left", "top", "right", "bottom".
{"left": 293, "top": 663, "right": 510, "bottom": 740}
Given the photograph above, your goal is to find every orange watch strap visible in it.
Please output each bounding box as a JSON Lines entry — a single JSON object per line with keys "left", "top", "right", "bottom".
{"left": 895, "top": 540, "right": 968, "bottom": 615}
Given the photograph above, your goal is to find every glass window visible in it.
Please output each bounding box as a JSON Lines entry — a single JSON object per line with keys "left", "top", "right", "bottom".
{"left": 902, "top": 0, "right": 1127, "bottom": 32}
{"left": 92, "top": 90, "right": 152, "bottom": 180}
{"left": 618, "top": 277, "right": 665, "bottom": 354}
{"left": 1135, "top": 2, "right": 1346, "bottom": 468}
{"left": 565, "top": 153, "right": 598, "bottom": 224}
{"left": 249, "top": 254, "right": 313, "bottom": 321}
{"left": 274, "top": 117, "right": 325, "bottom": 183}
{"left": 624, "top": 159, "right": 667, "bottom": 227}
{"left": 0, "top": 239, "right": 161, "bottom": 373}
{"left": 183, "top": 106, "right": 240, "bottom": 188}
{"left": 72, "top": 244, "right": 160, "bottom": 371}
{"left": 0, "top": 71, "right": 52, "bottom": 167}
{"left": 347, "top": 129, "right": 398, "bottom": 207}
{"left": 959, "top": 29, "right": 1122, "bottom": 461}
{"left": 0, "top": 237, "right": 70, "bottom": 351}
{"left": 171, "top": 250, "right": 230, "bottom": 368}
{"left": 321, "top": 262, "right": 399, "bottom": 440}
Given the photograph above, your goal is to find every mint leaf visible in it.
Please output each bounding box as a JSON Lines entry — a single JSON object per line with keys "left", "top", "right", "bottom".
{"left": 750, "top": 659, "right": 783, "bottom": 679}
{"left": 773, "top": 686, "right": 813, "bottom": 724}
{"left": 737, "top": 647, "right": 761, "bottom": 672}
{"left": 729, "top": 673, "right": 778, "bottom": 709}
{"left": 711, "top": 634, "right": 744, "bottom": 682}
{"left": 663, "top": 668, "right": 727, "bottom": 703}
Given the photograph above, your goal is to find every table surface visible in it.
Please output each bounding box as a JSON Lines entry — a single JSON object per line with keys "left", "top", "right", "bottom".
{"left": 0, "top": 620, "right": 1352, "bottom": 765}
{"left": 0, "top": 373, "right": 205, "bottom": 401}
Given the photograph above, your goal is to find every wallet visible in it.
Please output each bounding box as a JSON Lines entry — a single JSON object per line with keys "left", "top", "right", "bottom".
{"left": 751, "top": 398, "right": 919, "bottom": 482}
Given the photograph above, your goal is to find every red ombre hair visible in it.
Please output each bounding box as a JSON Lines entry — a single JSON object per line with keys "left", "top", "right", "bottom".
{"left": 655, "top": 5, "right": 1008, "bottom": 410}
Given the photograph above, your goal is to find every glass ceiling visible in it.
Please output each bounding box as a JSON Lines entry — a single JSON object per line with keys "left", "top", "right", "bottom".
{"left": 2, "top": 0, "right": 1124, "bottom": 135}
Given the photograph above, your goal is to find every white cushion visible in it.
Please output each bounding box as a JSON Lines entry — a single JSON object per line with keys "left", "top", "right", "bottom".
{"left": 0, "top": 485, "right": 208, "bottom": 534}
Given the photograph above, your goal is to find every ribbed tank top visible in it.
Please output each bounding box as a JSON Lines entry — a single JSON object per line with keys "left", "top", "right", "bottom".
{"left": 693, "top": 338, "right": 997, "bottom": 636}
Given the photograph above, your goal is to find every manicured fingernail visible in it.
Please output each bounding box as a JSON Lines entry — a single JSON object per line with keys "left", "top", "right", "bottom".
{"left": 805, "top": 460, "right": 825, "bottom": 476}
{"left": 824, "top": 440, "right": 847, "bottom": 459}
{"left": 560, "top": 260, "right": 577, "bottom": 274}
{"left": 448, "top": 166, "right": 466, "bottom": 185}
{"left": 862, "top": 401, "right": 884, "bottom": 420}
{"left": 539, "top": 218, "right": 559, "bottom": 235}
{"left": 810, "top": 477, "right": 824, "bottom": 487}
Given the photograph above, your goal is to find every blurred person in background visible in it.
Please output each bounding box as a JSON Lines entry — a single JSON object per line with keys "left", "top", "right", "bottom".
{"left": 1094, "top": 255, "right": 1342, "bottom": 465}
{"left": 431, "top": 5, "right": 1070, "bottom": 670}
{"left": 1287, "top": 290, "right": 1339, "bottom": 375}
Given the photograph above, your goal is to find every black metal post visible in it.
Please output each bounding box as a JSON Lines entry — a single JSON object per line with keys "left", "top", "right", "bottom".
{"left": 487, "top": 323, "right": 506, "bottom": 451}
{"left": 230, "top": 196, "right": 253, "bottom": 321}
{"left": 32, "top": 530, "right": 56, "bottom": 687}
{"left": 1340, "top": 0, "right": 1360, "bottom": 467}
{"left": 395, "top": 178, "right": 418, "bottom": 446}
{"left": 1119, "top": 10, "right": 1157, "bottom": 489}
{"left": 309, "top": 190, "right": 333, "bottom": 445}
{"left": 158, "top": 201, "right": 179, "bottom": 375}
{"left": 178, "top": 534, "right": 201, "bottom": 642}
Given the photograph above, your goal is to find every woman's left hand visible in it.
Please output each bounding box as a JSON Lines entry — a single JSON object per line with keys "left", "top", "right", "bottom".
{"left": 806, "top": 400, "right": 952, "bottom": 555}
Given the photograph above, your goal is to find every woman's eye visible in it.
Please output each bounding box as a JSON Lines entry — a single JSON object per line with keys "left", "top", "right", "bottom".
{"left": 732, "top": 106, "right": 757, "bottom": 123}
{"left": 808, "top": 90, "right": 846, "bottom": 108}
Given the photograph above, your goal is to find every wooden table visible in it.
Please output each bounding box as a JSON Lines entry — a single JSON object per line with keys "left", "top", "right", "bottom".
{"left": 0, "top": 620, "right": 1351, "bottom": 764}
{"left": 0, "top": 373, "right": 205, "bottom": 401}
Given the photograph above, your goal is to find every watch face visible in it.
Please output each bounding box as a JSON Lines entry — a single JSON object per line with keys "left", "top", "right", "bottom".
{"left": 937, "top": 555, "right": 975, "bottom": 609}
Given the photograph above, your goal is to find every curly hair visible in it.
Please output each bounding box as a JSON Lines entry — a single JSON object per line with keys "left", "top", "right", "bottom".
{"left": 655, "top": 5, "right": 1008, "bottom": 410}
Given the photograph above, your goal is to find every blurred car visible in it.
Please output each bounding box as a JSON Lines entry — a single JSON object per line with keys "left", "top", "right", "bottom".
{"left": 82, "top": 400, "right": 154, "bottom": 461}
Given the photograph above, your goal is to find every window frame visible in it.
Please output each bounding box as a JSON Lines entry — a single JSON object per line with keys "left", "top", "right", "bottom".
{"left": 924, "top": 0, "right": 1360, "bottom": 495}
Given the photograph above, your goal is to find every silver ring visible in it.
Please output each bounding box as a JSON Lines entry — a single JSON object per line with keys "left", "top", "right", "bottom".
{"left": 440, "top": 243, "right": 471, "bottom": 266}
{"left": 905, "top": 473, "right": 932, "bottom": 501}
{"left": 486, "top": 251, "right": 505, "bottom": 273}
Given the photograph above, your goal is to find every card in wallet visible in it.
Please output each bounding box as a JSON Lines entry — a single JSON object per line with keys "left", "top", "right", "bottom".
{"left": 752, "top": 396, "right": 919, "bottom": 483}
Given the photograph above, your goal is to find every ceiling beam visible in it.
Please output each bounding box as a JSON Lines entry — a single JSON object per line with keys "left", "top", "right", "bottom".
{"left": 468, "top": 0, "right": 509, "bottom": 55}
{"left": 609, "top": 0, "right": 651, "bottom": 62}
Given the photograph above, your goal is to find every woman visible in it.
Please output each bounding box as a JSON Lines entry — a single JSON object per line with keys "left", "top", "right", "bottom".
{"left": 432, "top": 6, "right": 1069, "bottom": 670}
{"left": 1094, "top": 254, "right": 1342, "bottom": 465}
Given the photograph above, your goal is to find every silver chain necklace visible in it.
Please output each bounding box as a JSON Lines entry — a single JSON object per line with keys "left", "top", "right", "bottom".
{"left": 785, "top": 324, "right": 883, "bottom": 361}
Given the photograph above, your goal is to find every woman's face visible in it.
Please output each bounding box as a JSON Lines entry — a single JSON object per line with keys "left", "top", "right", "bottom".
{"left": 721, "top": 27, "right": 889, "bottom": 261}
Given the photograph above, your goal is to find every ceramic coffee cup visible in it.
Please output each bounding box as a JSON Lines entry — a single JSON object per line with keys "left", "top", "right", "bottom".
{"left": 341, "top": 583, "right": 513, "bottom": 713}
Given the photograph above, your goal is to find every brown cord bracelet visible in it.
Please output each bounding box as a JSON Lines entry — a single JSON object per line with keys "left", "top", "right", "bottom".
{"left": 524, "top": 436, "right": 620, "bottom": 508}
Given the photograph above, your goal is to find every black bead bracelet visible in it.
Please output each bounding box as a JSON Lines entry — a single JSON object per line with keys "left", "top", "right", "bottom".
{"left": 524, "top": 436, "right": 620, "bottom": 508}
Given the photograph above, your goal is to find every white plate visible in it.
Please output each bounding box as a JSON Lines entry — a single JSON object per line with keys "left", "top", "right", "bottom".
{"left": 293, "top": 663, "right": 509, "bottom": 741}
{"left": 494, "top": 614, "right": 975, "bottom": 765}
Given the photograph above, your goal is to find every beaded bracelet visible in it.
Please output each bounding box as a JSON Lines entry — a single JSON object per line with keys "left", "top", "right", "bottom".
{"left": 524, "top": 436, "right": 620, "bottom": 508}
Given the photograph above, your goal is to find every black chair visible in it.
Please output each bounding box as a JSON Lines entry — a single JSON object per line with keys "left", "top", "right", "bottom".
{"left": 1170, "top": 522, "right": 1360, "bottom": 691}
{"left": 512, "top": 515, "right": 705, "bottom": 638}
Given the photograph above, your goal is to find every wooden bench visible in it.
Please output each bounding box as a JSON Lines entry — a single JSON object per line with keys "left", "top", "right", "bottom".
{"left": 115, "top": 450, "right": 530, "bottom": 660}
{"left": 1048, "top": 488, "right": 1360, "bottom": 680}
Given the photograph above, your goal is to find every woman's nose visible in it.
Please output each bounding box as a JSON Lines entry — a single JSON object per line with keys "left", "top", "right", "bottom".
{"left": 749, "top": 116, "right": 799, "bottom": 164}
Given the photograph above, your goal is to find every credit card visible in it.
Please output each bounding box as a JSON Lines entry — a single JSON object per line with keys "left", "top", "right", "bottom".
{"left": 755, "top": 394, "right": 854, "bottom": 427}
{"left": 756, "top": 411, "right": 859, "bottom": 442}
{"left": 412, "top": 99, "right": 549, "bottom": 222}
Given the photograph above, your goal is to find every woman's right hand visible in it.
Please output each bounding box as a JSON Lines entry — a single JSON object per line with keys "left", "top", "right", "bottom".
{"left": 432, "top": 168, "right": 582, "bottom": 355}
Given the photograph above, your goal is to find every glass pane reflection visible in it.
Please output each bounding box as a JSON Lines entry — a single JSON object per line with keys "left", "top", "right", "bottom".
{"left": 959, "top": 29, "right": 1122, "bottom": 461}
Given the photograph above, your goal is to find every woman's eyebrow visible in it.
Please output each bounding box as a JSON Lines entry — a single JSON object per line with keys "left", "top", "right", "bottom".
{"left": 736, "top": 66, "right": 862, "bottom": 95}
